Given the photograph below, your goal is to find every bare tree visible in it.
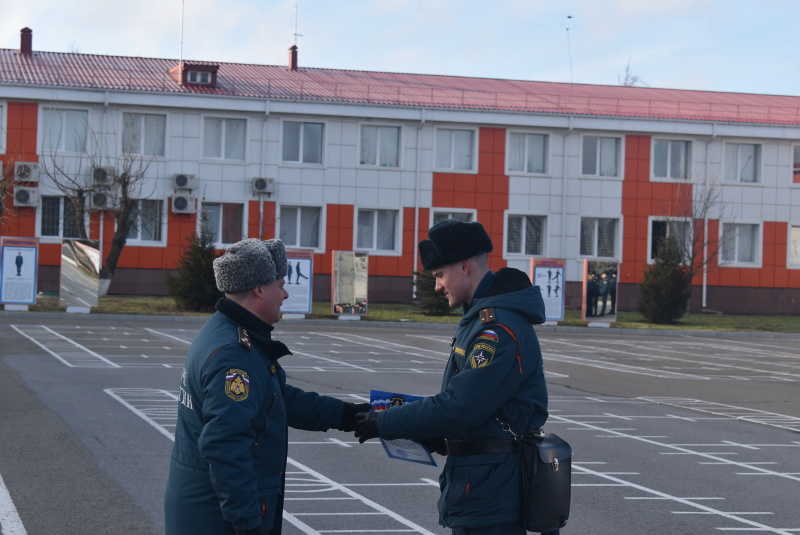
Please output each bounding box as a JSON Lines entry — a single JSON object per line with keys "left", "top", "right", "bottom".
{"left": 39, "top": 125, "right": 156, "bottom": 296}
{"left": 619, "top": 59, "right": 648, "bottom": 87}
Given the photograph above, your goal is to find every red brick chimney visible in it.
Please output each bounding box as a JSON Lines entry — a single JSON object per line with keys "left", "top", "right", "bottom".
{"left": 20, "top": 27, "right": 32, "bottom": 55}
{"left": 288, "top": 45, "right": 298, "bottom": 72}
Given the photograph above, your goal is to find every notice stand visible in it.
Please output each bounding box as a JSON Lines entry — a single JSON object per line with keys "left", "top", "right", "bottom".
{"left": 282, "top": 313, "right": 306, "bottom": 320}
{"left": 587, "top": 322, "right": 611, "bottom": 328}
{"left": 66, "top": 306, "right": 91, "bottom": 314}
{"left": 338, "top": 314, "right": 361, "bottom": 321}
{"left": 4, "top": 304, "right": 29, "bottom": 311}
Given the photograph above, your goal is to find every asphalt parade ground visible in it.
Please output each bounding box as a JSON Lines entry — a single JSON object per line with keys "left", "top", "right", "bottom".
{"left": 1, "top": 313, "right": 799, "bottom": 535}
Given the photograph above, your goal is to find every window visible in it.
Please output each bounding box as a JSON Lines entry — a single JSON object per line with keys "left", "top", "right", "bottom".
{"left": 721, "top": 223, "right": 759, "bottom": 264}
{"left": 508, "top": 132, "right": 548, "bottom": 174}
{"left": 432, "top": 210, "right": 474, "bottom": 226}
{"left": 724, "top": 143, "right": 760, "bottom": 183}
{"left": 790, "top": 225, "right": 800, "bottom": 267}
{"left": 360, "top": 125, "right": 400, "bottom": 167}
{"left": 580, "top": 217, "right": 618, "bottom": 258}
{"left": 40, "top": 197, "right": 83, "bottom": 238}
{"left": 435, "top": 128, "right": 475, "bottom": 171}
{"left": 203, "top": 118, "right": 246, "bottom": 160}
{"left": 653, "top": 139, "right": 690, "bottom": 180}
{"left": 42, "top": 108, "right": 88, "bottom": 153}
{"left": 356, "top": 209, "right": 398, "bottom": 252}
{"left": 279, "top": 206, "right": 322, "bottom": 249}
{"left": 126, "top": 199, "right": 163, "bottom": 243}
{"left": 201, "top": 203, "right": 243, "bottom": 245}
{"left": 793, "top": 146, "right": 800, "bottom": 184}
{"left": 650, "top": 219, "right": 690, "bottom": 261}
{"left": 283, "top": 121, "right": 324, "bottom": 164}
{"left": 507, "top": 215, "right": 545, "bottom": 255}
{"left": 582, "top": 136, "right": 620, "bottom": 177}
{"left": 188, "top": 71, "right": 211, "bottom": 84}
{"left": 122, "top": 113, "right": 166, "bottom": 157}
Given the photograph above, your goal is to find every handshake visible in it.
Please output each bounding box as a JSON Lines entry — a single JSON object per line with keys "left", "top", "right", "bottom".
{"left": 338, "top": 402, "right": 380, "bottom": 443}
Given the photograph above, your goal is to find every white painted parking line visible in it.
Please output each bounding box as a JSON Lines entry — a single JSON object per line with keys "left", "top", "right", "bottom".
{"left": 0, "top": 471, "right": 27, "bottom": 535}
{"left": 641, "top": 397, "right": 800, "bottom": 433}
{"left": 10, "top": 324, "right": 120, "bottom": 368}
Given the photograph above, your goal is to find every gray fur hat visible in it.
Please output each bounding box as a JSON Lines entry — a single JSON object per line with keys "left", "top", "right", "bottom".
{"left": 213, "top": 238, "right": 288, "bottom": 293}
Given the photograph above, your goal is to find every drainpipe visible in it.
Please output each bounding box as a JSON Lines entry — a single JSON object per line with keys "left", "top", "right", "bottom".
{"left": 259, "top": 100, "right": 270, "bottom": 239}
{"left": 561, "top": 117, "right": 573, "bottom": 261}
{"left": 412, "top": 108, "right": 426, "bottom": 299}
{"left": 702, "top": 123, "right": 717, "bottom": 309}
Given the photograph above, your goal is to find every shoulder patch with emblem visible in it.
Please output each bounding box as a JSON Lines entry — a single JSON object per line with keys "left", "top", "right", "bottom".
{"left": 225, "top": 369, "right": 250, "bottom": 401}
{"left": 476, "top": 329, "right": 498, "bottom": 342}
{"left": 469, "top": 341, "right": 496, "bottom": 368}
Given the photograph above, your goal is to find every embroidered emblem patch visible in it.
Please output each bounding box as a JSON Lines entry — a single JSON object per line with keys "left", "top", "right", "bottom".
{"left": 476, "top": 329, "right": 498, "bottom": 342}
{"left": 469, "top": 342, "right": 496, "bottom": 368}
{"left": 225, "top": 369, "right": 250, "bottom": 401}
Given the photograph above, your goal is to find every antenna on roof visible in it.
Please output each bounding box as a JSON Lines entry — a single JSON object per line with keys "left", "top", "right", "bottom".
{"left": 293, "top": 2, "right": 303, "bottom": 46}
{"left": 565, "top": 15, "right": 574, "bottom": 84}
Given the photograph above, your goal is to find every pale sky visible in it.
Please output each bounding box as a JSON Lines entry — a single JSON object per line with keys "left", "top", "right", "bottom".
{"left": 3, "top": 0, "right": 799, "bottom": 96}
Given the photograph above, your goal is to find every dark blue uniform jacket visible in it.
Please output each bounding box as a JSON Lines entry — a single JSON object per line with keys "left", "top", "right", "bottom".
{"left": 379, "top": 268, "right": 549, "bottom": 528}
{"left": 164, "top": 299, "right": 345, "bottom": 534}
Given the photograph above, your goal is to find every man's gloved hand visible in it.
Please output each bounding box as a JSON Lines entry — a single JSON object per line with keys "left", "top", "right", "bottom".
{"left": 353, "top": 411, "right": 380, "bottom": 443}
{"left": 337, "top": 402, "right": 372, "bottom": 432}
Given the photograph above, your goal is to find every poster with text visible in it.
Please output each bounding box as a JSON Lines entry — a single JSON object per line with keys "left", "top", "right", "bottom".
{"left": 1, "top": 237, "right": 39, "bottom": 305}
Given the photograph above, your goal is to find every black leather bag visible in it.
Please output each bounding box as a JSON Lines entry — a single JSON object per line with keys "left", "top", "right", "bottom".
{"left": 517, "top": 432, "right": 572, "bottom": 532}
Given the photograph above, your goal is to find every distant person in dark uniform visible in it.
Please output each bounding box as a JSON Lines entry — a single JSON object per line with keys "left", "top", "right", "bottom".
{"left": 354, "top": 219, "right": 559, "bottom": 535}
{"left": 598, "top": 271, "right": 611, "bottom": 316}
{"left": 609, "top": 271, "right": 617, "bottom": 314}
{"left": 164, "top": 238, "right": 368, "bottom": 535}
{"left": 286, "top": 261, "right": 293, "bottom": 284}
{"left": 295, "top": 262, "right": 308, "bottom": 284}
{"left": 586, "top": 271, "right": 598, "bottom": 317}
{"left": 15, "top": 252, "right": 23, "bottom": 276}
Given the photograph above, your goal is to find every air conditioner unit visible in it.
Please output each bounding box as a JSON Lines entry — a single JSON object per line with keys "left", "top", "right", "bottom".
{"left": 90, "top": 189, "right": 116, "bottom": 211}
{"left": 14, "top": 161, "right": 40, "bottom": 182}
{"left": 172, "top": 194, "right": 197, "bottom": 214}
{"left": 13, "top": 187, "right": 40, "bottom": 207}
{"left": 92, "top": 166, "right": 115, "bottom": 185}
{"left": 173, "top": 173, "right": 197, "bottom": 190}
{"left": 253, "top": 177, "right": 276, "bottom": 195}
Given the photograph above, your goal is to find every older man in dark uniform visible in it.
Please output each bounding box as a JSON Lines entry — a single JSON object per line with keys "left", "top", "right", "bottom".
{"left": 354, "top": 219, "right": 558, "bottom": 535}
{"left": 164, "top": 238, "right": 368, "bottom": 535}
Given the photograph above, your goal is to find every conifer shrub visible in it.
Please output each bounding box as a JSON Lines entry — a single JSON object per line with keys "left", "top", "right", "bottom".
{"left": 412, "top": 270, "right": 453, "bottom": 316}
{"left": 638, "top": 235, "right": 693, "bottom": 324}
{"left": 165, "top": 223, "right": 222, "bottom": 312}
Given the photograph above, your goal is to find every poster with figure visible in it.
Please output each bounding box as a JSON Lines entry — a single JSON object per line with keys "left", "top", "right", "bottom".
{"left": 282, "top": 249, "right": 314, "bottom": 314}
{"left": 582, "top": 259, "right": 619, "bottom": 324}
{"left": 1, "top": 237, "right": 39, "bottom": 305}
{"left": 530, "top": 258, "right": 566, "bottom": 322}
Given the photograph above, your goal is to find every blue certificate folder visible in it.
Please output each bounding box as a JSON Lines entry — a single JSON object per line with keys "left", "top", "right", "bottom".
{"left": 370, "top": 390, "right": 436, "bottom": 466}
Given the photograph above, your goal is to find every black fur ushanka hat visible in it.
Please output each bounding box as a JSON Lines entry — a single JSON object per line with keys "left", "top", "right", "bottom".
{"left": 418, "top": 219, "right": 493, "bottom": 271}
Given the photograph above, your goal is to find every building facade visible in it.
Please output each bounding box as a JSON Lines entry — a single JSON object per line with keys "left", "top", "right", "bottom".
{"left": 2, "top": 29, "right": 800, "bottom": 313}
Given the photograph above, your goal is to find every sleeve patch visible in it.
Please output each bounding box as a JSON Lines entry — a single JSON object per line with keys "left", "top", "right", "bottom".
{"left": 469, "top": 341, "right": 496, "bottom": 368}
{"left": 225, "top": 369, "right": 250, "bottom": 401}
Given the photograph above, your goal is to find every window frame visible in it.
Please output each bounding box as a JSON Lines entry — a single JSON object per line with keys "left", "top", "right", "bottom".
{"left": 124, "top": 199, "right": 166, "bottom": 246}
{"left": 430, "top": 208, "right": 477, "bottom": 228}
{"left": 121, "top": 111, "right": 167, "bottom": 158}
{"left": 504, "top": 212, "right": 547, "bottom": 258}
{"left": 353, "top": 207, "right": 402, "bottom": 256}
{"left": 719, "top": 221, "right": 762, "bottom": 267}
{"left": 580, "top": 134, "right": 623, "bottom": 178}
{"left": 201, "top": 116, "right": 247, "bottom": 161}
{"left": 433, "top": 126, "right": 478, "bottom": 173}
{"left": 506, "top": 130, "right": 550, "bottom": 175}
{"left": 792, "top": 145, "right": 800, "bottom": 185}
{"left": 723, "top": 142, "right": 762, "bottom": 184}
{"left": 37, "top": 196, "right": 87, "bottom": 242}
{"left": 40, "top": 107, "right": 89, "bottom": 154}
{"left": 199, "top": 202, "right": 245, "bottom": 248}
{"left": 788, "top": 222, "right": 800, "bottom": 269}
{"left": 579, "top": 216, "right": 620, "bottom": 259}
{"left": 651, "top": 138, "right": 691, "bottom": 181}
{"left": 647, "top": 216, "right": 692, "bottom": 264}
{"left": 0, "top": 102, "right": 6, "bottom": 154}
{"left": 358, "top": 123, "right": 402, "bottom": 168}
{"left": 277, "top": 204, "right": 326, "bottom": 253}
{"left": 281, "top": 119, "right": 326, "bottom": 166}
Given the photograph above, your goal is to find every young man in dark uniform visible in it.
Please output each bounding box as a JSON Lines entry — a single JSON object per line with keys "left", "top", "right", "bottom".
{"left": 164, "top": 238, "right": 368, "bottom": 535}
{"left": 354, "top": 219, "right": 559, "bottom": 535}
